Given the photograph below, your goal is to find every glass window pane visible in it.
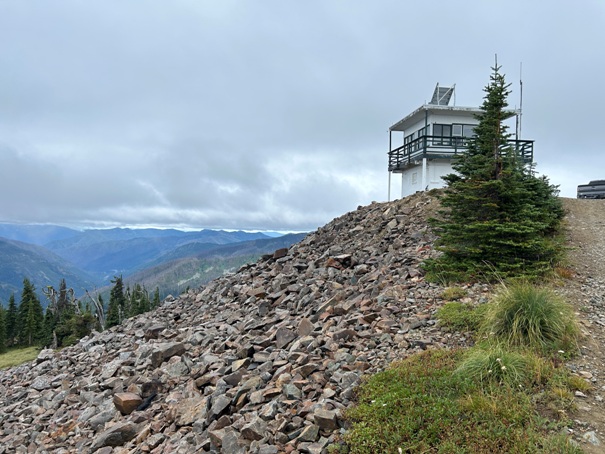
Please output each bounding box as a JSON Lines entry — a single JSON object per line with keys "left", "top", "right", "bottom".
{"left": 463, "top": 125, "right": 476, "bottom": 137}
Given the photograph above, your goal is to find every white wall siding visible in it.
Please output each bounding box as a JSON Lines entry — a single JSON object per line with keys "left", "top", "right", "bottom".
{"left": 428, "top": 160, "right": 454, "bottom": 189}
{"left": 428, "top": 113, "right": 479, "bottom": 126}
{"left": 397, "top": 159, "right": 455, "bottom": 197}
{"left": 400, "top": 166, "right": 422, "bottom": 197}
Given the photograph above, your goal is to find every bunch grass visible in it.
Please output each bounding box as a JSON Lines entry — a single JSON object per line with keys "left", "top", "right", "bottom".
{"left": 480, "top": 282, "right": 579, "bottom": 354}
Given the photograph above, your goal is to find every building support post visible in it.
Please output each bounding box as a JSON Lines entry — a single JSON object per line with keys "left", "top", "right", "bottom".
{"left": 401, "top": 173, "right": 404, "bottom": 198}
{"left": 388, "top": 171, "right": 391, "bottom": 202}
{"left": 422, "top": 158, "right": 428, "bottom": 191}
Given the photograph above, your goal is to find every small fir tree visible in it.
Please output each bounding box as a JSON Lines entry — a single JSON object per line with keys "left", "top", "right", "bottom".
{"left": 60, "top": 312, "right": 97, "bottom": 347}
{"left": 128, "top": 283, "right": 150, "bottom": 317}
{"left": 152, "top": 287, "right": 161, "bottom": 310}
{"left": 425, "top": 65, "right": 563, "bottom": 281}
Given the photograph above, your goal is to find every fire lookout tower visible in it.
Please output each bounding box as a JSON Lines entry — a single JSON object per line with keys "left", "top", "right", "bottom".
{"left": 387, "top": 84, "right": 534, "bottom": 199}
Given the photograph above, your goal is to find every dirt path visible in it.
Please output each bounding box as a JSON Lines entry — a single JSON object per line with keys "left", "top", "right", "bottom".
{"left": 559, "top": 198, "right": 605, "bottom": 452}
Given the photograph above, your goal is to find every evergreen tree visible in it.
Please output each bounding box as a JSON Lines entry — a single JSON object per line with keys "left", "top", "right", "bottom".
{"left": 60, "top": 312, "right": 97, "bottom": 346}
{"left": 57, "top": 278, "right": 69, "bottom": 314}
{"left": 425, "top": 65, "right": 564, "bottom": 281}
{"left": 129, "top": 283, "right": 150, "bottom": 316}
{"left": 106, "top": 276, "right": 126, "bottom": 329}
{"left": 152, "top": 287, "right": 161, "bottom": 310}
{"left": 18, "top": 278, "right": 45, "bottom": 346}
{"left": 6, "top": 294, "right": 18, "bottom": 347}
{"left": 56, "top": 297, "right": 76, "bottom": 347}
{"left": 42, "top": 308, "right": 56, "bottom": 348}
{"left": 0, "top": 304, "right": 7, "bottom": 353}
{"left": 124, "top": 285, "right": 133, "bottom": 318}
{"left": 42, "top": 280, "right": 79, "bottom": 348}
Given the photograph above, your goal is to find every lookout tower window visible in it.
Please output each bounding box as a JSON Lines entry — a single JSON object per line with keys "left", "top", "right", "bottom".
{"left": 433, "top": 124, "right": 452, "bottom": 145}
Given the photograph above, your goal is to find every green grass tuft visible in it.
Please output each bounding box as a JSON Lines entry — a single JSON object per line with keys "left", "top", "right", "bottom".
{"left": 480, "top": 282, "right": 579, "bottom": 355}
{"left": 455, "top": 345, "right": 534, "bottom": 387}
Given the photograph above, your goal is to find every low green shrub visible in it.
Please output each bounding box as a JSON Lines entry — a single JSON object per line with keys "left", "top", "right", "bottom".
{"left": 437, "top": 301, "right": 487, "bottom": 332}
{"left": 339, "top": 349, "right": 580, "bottom": 453}
{"left": 441, "top": 286, "right": 468, "bottom": 300}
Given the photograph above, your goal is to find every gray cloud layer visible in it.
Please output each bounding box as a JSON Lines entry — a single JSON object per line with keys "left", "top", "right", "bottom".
{"left": 1, "top": 1, "right": 603, "bottom": 231}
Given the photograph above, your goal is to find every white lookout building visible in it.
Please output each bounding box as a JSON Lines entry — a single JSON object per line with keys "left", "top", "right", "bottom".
{"left": 387, "top": 84, "right": 534, "bottom": 199}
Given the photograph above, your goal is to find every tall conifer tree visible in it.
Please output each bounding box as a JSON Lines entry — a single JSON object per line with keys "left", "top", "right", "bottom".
{"left": 106, "top": 276, "right": 126, "bottom": 328}
{"left": 6, "top": 294, "right": 18, "bottom": 347}
{"left": 425, "top": 65, "right": 563, "bottom": 280}
{"left": 18, "top": 278, "right": 45, "bottom": 346}
{"left": 0, "top": 304, "right": 7, "bottom": 353}
{"left": 152, "top": 287, "right": 161, "bottom": 310}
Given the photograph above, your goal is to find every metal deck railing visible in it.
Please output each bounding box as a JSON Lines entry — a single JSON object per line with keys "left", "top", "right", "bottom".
{"left": 388, "top": 135, "right": 534, "bottom": 171}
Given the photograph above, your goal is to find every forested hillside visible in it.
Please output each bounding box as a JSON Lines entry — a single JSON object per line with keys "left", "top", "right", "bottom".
{"left": 0, "top": 227, "right": 304, "bottom": 304}
{"left": 0, "top": 237, "right": 96, "bottom": 303}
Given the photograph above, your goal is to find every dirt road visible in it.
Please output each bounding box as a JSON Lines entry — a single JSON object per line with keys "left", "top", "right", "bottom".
{"left": 560, "top": 197, "right": 605, "bottom": 452}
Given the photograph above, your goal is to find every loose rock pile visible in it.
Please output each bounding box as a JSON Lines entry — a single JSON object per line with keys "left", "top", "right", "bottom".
{"left": 0, "top": 192, "right": 488, "bottom": 453}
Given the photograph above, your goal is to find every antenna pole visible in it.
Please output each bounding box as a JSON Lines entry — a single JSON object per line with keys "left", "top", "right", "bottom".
{"left": 519, "top": 62, "right": 523, "bottom": 137}
{"left": 453, "top": 83, "right": 456, "bottom": 106}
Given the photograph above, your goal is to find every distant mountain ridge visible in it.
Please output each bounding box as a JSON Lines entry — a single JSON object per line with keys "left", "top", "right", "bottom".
{"left": 44, "top": 228, "right": 272, "bottom": 281}
{"left": 0, "top": 223, "right": 79, "bottom": 245}
{"left": 0, "top": 237, "right": 97, "bottom": 303}
{"left": 122, "top": 233, "right": 307, "bottom": 297}
{"left": 0, "top": 223, "right": 306, "bottom": 305}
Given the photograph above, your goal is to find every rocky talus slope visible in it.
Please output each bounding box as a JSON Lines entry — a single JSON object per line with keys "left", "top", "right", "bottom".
{"left": 1, "top": 192, "right": 486, "bottom": 453}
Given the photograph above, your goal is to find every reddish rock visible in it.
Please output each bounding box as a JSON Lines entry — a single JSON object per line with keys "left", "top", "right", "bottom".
{"left": 298, "top": 318, "right": 314, "bottom": 336}
{"left": 113, "top": 392, "right": 143, "bottom": 415}
{"left": 248, "top": 287, "right": 267, "bottom": 298}
{"left": 273, "top": 248, "right": 289, "bottom": 259}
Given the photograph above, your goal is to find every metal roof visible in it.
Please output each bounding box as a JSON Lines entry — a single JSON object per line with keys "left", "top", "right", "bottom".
{"left": 389, "top": 104, "right": 483, "bottom": 132}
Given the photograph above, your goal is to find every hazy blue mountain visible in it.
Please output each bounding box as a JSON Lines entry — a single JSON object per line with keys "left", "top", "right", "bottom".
{"left": 0, "top": 223, "right": 80, "bottom": 246}
{"left": 0, "top": 237, "right": 97, "bottom": 305}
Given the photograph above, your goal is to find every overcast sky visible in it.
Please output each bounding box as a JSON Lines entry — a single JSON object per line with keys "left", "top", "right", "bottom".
{"left": 1, "top": 1, "right": 603, "bottom": 231}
